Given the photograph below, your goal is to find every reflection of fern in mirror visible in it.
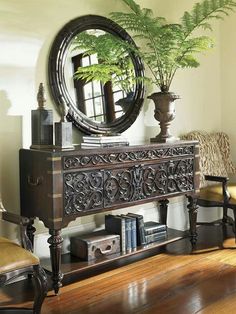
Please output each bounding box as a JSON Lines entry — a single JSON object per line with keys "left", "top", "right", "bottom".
{"left": 72, "top": 31, "right": 136, "bottom": 93}
{"left": 110, "top": 0, "right": 236, "bottom": 92}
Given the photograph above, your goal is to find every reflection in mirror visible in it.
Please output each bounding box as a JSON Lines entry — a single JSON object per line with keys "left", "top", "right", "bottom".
{"left": 48, "top": 15, "right": 144, "bottom": 135}
{"left": 65, "top": 29, "right": 135, "bottom": 123}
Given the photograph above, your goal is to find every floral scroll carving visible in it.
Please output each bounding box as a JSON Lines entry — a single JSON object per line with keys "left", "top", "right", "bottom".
{"left": 63, "top": 146, "right": 194, "bottom": 170}
{"left": 64, "top": 171, "right": 103, "bottom": 215}
{"left": 63, "top": 158, "right": 194, "bottom": 215}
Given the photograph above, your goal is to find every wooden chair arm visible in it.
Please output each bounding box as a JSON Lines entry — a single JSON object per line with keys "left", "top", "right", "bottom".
{"left": 204, "top": 175, "right": 229, "bottom": 183}
{"left": 204, "top": 175, "right": 230, "bottom": 203}
{"left": 2, "top": 211, "right": 29, "bottom": 226}
{"left": 2, "top": 212, "right": 33, "bottom": 252}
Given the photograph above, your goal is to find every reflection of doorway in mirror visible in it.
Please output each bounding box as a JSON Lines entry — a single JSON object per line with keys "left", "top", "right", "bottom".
{"left": 71, "top": 51, "right": 126, "bottom": 123}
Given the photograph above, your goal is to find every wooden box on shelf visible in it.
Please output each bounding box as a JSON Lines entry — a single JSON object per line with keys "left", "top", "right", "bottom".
{"left": 70, "top": 230, "right": 120, "bottom": 261}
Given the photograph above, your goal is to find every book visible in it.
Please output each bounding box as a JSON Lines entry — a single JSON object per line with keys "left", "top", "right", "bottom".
{"left": 81, "top": 142, "right": 129, "bottom": 148}
{"left": 83, "top": 133, "right": 121, "bottom": 139}
{"left": 144, "top": 221, "right": 167, "bottom": 235}
{"left": 127, "top": 213, "right": 146, "bottom": 246}
{"left": 121, "top": 215, "right": 137, "bottom": 251}
{"left": 105, "top": 215, "right": 126, "bottom": 253}
{"left": 129, "top": 216, "right": 137, "bottom": 250}
{"left": 82, "top": 134, "right": 128, "bottom": 144}
{"left": 145, "top": 230, "right": 167, "bottom": 244}
{"left": 120, "top": 215, "right": 132, "bottom": 253}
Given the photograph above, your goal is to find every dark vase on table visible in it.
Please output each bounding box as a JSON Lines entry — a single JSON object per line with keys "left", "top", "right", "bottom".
{"left": 148, "top": 91, "right": 180, "bottom": 143}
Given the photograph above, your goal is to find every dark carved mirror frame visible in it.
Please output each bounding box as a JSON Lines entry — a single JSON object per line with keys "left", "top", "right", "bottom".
{"left": 48, "top": 15, "right": 145, "bottom": 135}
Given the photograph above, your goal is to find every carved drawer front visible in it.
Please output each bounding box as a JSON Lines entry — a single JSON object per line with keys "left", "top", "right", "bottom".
{"left": 104, "top": 158, "right": 194, "bottom": 207}
{"left": 62, "top": 145, "right": 195, "bottom": 170}
{"left": 64, "top": 170, "right": 104, "bottom": 215}
{"left": 63, "top": 157, "right": 194, "bottom": 215}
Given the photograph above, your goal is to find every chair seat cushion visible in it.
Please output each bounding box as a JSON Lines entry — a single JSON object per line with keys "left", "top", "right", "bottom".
{"left": 199, "top": 183, "right": 236, "bottom": 205}
{"left": 0, "top": 237, "right": 39, "bottom": 274}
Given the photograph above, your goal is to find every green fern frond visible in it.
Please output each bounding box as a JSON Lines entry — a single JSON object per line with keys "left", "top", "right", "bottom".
{"left": 110, "top": 0, "right": 236, "bottom": 91}
{"left": 121, "top": 0, "right": 141, "bottom": 15}
{"left": 74, "top": 64, "right": 123, "bottom": 84}
{"left": 198, "top": 22, "right": 212, "bottom": 30}
{"left": 72, "top": 32, "right": 130, "bottom": 64}
{"left": 181, "top": 0, "right": 236, "bottom": 35}
{"left": 178, "top": 55, "right": 200, "bottom": 68}
{"left": 179, "top": 36, "right": 214, "bottom": 58}
{"left": 110, "top": 12, "right": 166, "bottom": 35}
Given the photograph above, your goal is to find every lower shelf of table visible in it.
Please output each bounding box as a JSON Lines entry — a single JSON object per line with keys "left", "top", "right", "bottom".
{"left": 41, "top": 228, "right": 188, "bottom": 285}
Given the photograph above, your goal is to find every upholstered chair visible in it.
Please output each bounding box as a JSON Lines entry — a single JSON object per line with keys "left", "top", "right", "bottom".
{"left": 0, "top": 210, "right": 48, "bottom": 313}
{"left": 181, "top": 131, "right": 236, "bottom": 244}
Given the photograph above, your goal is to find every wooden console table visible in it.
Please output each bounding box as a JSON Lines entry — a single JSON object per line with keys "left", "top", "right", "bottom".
{"left": 19, "top": 140, "right": 199, "bottom": 294}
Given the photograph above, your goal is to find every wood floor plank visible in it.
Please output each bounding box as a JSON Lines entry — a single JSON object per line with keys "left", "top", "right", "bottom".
{"left": 1, "top": 225, "right": 236, "bottom": 313}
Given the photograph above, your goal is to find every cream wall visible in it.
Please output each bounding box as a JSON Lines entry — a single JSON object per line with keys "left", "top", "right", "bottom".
{"left": 220, "top": 15, "right": 236, "bottom": 159}
{"left": 0, "top": 0, "right": 226, "bottom": 246}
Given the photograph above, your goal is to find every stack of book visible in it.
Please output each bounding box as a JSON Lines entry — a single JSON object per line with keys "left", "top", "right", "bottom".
{"left": 81, "top": 134, "right": 129, "bottom": 148}
{"left": 105, "top": 213, "right": 167, "bottom": 253}
{"left": 127, "top": 214, "right": 167, "bottom": 245}
{"left": 144, "top": 221, "right": 167, "bottom": 244}
{"left": 105, "top": 214, "right": 137, "bottom": 253}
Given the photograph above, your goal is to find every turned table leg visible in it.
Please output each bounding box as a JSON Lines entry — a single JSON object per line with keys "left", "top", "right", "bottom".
{"left": 159, "top": 199, "right": 169, "bottom": 225}
{"left": 48, "top": 229, "right": 63, "bottom": 295}
{"left": 187, "top": 195, "right": 198, "bottom": 246}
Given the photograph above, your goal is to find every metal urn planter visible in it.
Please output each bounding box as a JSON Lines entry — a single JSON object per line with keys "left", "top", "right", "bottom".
{"left": 148, "top": 92, "right": 180, "bottom": 143}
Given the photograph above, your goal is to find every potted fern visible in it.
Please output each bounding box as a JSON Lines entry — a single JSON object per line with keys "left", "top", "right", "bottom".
{"left": 110, "top": 0, "right": 236, "bottom": 142}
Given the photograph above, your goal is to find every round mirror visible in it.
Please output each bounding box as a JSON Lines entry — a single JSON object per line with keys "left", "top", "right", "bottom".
{"left": 48, "top": 15, "right": 145, "bottom": 135}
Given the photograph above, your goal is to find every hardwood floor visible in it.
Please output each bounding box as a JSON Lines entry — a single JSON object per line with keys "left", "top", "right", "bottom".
{"left": 1, "top": 225, "right": 236, "bottom": 313}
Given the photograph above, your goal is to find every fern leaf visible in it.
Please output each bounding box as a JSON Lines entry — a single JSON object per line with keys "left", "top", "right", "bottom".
{"left": 203, "top": 0, "right": 210, "bottom": 15}
{"left": 182, "top": 11, "right": 194, "bottom": 32}
{"left": 178, "top": 55, "right": 200, "bottom": 68}
{"left": 74, "top": 64, "right": 123, "bottom": 84}
{"left": 120, "top": 0, "right": 141, "bottom": 15}
{"left": 210, "top": 0, "right": 218, "bottom": 11}
{"left": 199, "top": 22, "right": 212, "bottom": 30}
{"left": 181, "top": 0, "right": 236, "bottom": 35}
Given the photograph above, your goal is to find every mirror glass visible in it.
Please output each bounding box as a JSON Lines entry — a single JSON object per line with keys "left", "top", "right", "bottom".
{"left": 48, "top": 15, "right": 144, "bottom": 135}
{"left": 65, "top": 29, "right": 135, "bottom": 123}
